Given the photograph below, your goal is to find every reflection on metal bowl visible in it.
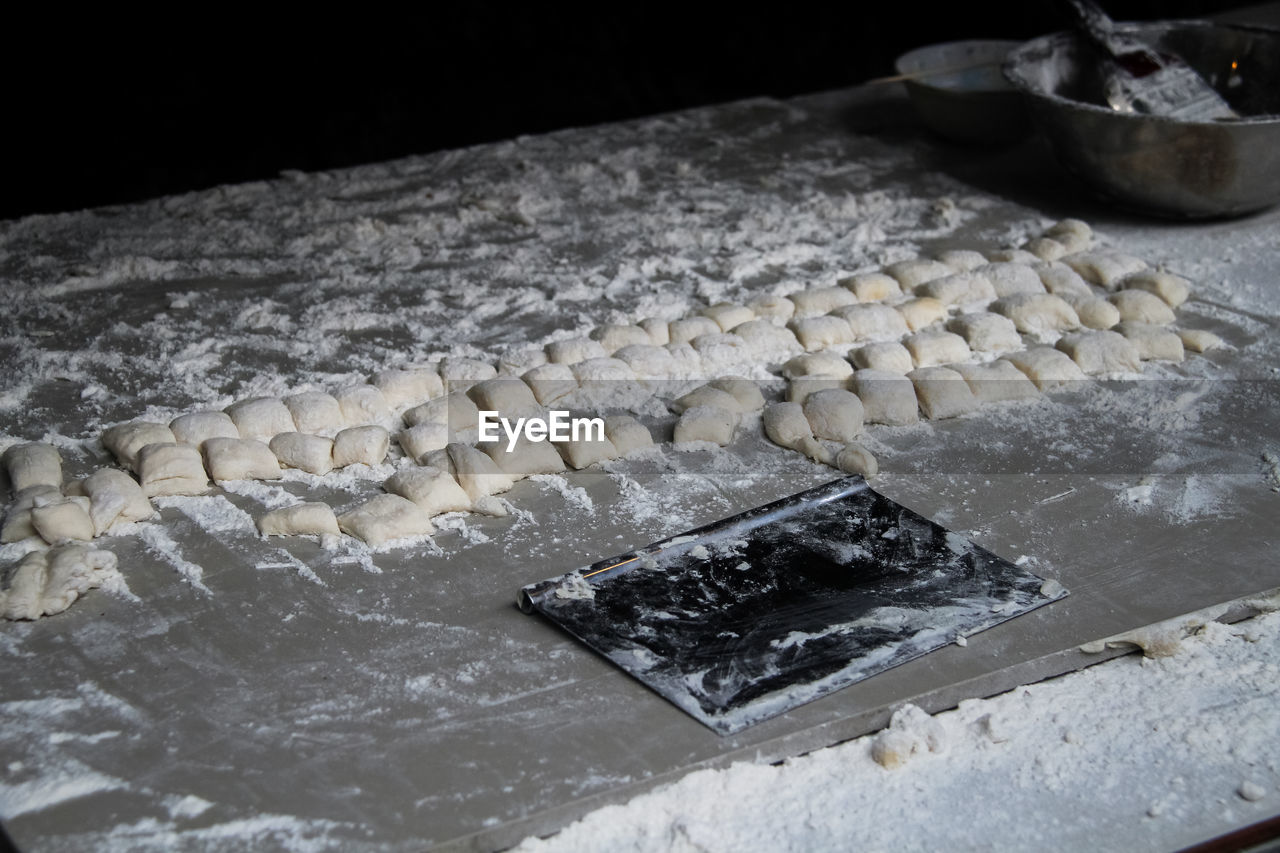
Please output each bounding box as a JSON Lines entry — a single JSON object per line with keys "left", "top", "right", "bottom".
{"left": 1004, "top": 21, "right": 1280, "bottom": 219}
{"left": 894, "top": 40, "right": 1028, "bottom": 145}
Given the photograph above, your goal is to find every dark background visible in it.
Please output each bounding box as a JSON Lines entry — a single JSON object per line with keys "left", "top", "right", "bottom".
{"left": 2, "top": 3, "right": 1252, "bottom": 221}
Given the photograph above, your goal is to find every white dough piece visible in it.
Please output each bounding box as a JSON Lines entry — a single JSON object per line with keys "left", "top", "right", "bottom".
{"left": 671, "top": 385, "right": 743, "bottom": 415}
{"left": 1056, "top": 330, "right": 1143, "bottom": 375}
{"left": 639, "top": 317, "right": 672, "bottom": 345}
{"left": 337, "top": 494, "right": 434, "bottom": 546}
{"left": 708, "top": 377, "right": 765, "bottom": 412}
{"left": 269, "top": 433, "right": 335, "bottom": 476}
{"left": 370, "top": 367, "right": 444, "bottom": 407}
{"left": 521, "top": 363, "right": 579, "bottom": 405}
{"left": 786, "top": 376, "right": 848, "bottom": 405}
{"left": 225, "top": 397, "right": 295, "bottom": 441}
{"left": 80, "top": 469, "right": 155, "bottom": 535}
{"left": 986, "top": 248, "right": 1041, "bottom": 265}
{"left": 789, "top": 286, "right": 857, "bottom": 318}
{"left": 802, "top": 389, "right": 864, "bottom": 442}
{"left": 170, "top": 411, "right": 240, "bottom": 447}
{"left": 947, "top": 312, "right": 1022, "bottom": 352}
{"left": 571, "top": 357, "right": 636, "bottom": 384}
{"left": 481, "top": 433, "right": 567, "bottom": 478}
{"left": 398, "top": 423, "right": 449, "bottom": 462}
{"left": 667, "top": 316, "right": 721, "bottom": 345}
{"left": 1045, "top": 218, "right": 1093, "bottom": 250}
{"left": 384, "top": 466, "right": 472, "bottom": 516}
{"left": 934, "top": 249, "right": 988, "bottom": 273}
{"left": 885, "top": 259, "right": 952, "bottom": 289}
{"left": 839, "top": 272, "right": 902, "bottom": 302}
{"left": 789, "top": 316, "right": 855, "bottom": 351}
{"left": 1, "top": 485, "right": 62, "bottom": 543}
{"left": 746, "top": 293, "right": 796, "bottom": 323}
{"left": 672, "top": 405, "right": 738, "bottom": 446}
{"left": 951, "top": 361, "right": 1041, "bottom": 404}
{"left": 1063, "top": 251, "right": 1148, "bottom": 289}
{"left": 3, "top": 443, "right": 62, "bottom": 493}
{"left": 1, "top": 545, "right": 119, "bottom": 621}
{"left": 782, "top": 351, "right": 853, "bottom": 380}
{"left": 138, "top": 443, "right": 211, "bottom": 496}
{"left": 701, "top": 303, "right": 755, "bottom": 331}
{"left": 909, "top": 367, "right": 977, "bottom": 420}
{"left": 761, "top": 402, "right": 831, "bottom": 465}
{"left": 1109, "top": 289, "right": 1176, "bottom": 325}
{"left": 257, "top": 502, "right": 340, "bottom": 537}
{"left": 991, "top": 293, "right": 1080, "bottom": 335}
{"left": 852, "top": 370, "right": 919, "bottom": 426}
{"left": 896, "top": 298, "right": 947, "bottom": 332}
{"left": 332, "top": 426, "right": 391, "bottom": 468}
{"left": 835, "top": 443, "right": 878, "bottom": 478}
{"left": 1061, "top": 294, "right": 1121, "bottom": 330}
{"left": 1021, "top": 237, "right": 1068, "bottom": 262}
{"left": 1001, "top": 347, "right": 1087, "bottom": 390}
{"left": 202, "top": 437, "right": 282, "bottom": 482}
{"left": 979, "top": 263, "right": 1046, "bottom": 298}
{"left": 915, "top": 272, "right": 996, "bottom": 306}
{"left": 1177, "top": 328, "right": 1225, "bottom": 353}
{"left": 333, "top": 385, "right": 391, "bottom": 427}
{"left": 732, "top": 320, "right": 800, "bottom": 353}
{"left": 497, "top": 345, "right": 547, "bottom": 377}
{"left": 467, "top": 377, "right": 540, "bottom": 418}
{"left": 613, "top": 344, "right": 677, "bottom": 382}
{"left": 603, "top": 415, "right": 654, "bottom": 456}
{"left": 31, "top": 497, "right": 95, "bottom": 543}
{"left": 284, "top": 392, "right": 345, "bottom": 435}
{"left": 102, "top": 421, "right": 176, "bottom": 471}
{"left": 403, "top": 391, "right": 481, "bottom": 435}
{"left": 439, "top": 358, "right": 497, "bottom": 391}
{"left": 1121, "top": 270, "right": 1191, "bottom": 307}
{"left": 424, "top": 443, "right": 515, "bottom": 499}
{"left": 1034, "top": 262, "right": 1095, "bottom": 299}
{"left": 850, "top": 342, "right": 914, "bottom": 374}
{"left": 591, "top": 323, "right": 651, "bottom": 354}
{"left": 904, "top": 330, "right": 970, "bottom": 368}
{"left": 689, "top": 333, "right": 750, "bottom": 371}
{"left": 1116, "top": 322, "right": 1185, "bottom": 361}
{"left": 553, "top": 430, "right": 618, "bottom": 469}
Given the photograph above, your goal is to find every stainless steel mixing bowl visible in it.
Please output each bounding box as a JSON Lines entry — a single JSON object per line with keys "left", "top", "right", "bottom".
{"left": 1003, "top": 21, "right": 1280, "bottom": 218}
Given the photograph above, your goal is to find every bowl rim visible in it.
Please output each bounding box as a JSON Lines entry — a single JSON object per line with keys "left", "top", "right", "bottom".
{"left": 1002, "top": 19, "right": 1280, "bottom": 127}
{"left": 893, "top": 38, "right": 1026, "bottom": 91}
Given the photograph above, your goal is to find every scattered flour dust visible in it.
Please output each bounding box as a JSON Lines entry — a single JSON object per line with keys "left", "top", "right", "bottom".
{"left": 516, "top": 609, "right": 1280, "bottom": 853}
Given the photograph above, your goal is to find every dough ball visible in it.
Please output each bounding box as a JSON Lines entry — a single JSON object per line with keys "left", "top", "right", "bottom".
{"left": 103, "top": 421, "right": 176, "bottom": 471}
{"left": 979, "top": 263, "right": 1046, "bottom": 298}
{"left": 1, "top": 485, "right": 62, "bottom": 543}
{"left": 3, "top": 442, "right": 62, "bottom": 493}
{"left": 269, "top": 433, "right": 335, "bottom": 476}
{"left": 425, "top": 443, "right": 515, "bottom": 499}
{"left": 782, "top": 351, "right": 853, "bottom": 381}
{"left": 481, "top": 434, "right": 566, "bottom": 479}
{"left": 671, "top": 385, "right": 743, "bottom": 415}
{"left": 802, "top": 388, "right": 865, "bottom": 442}
{"left": 439, "top": 357, "right": 497, "bottom": 392}
{"left": 788, "top": 315, "right": 855, "bottom": 351}
{"left": 1108, "top": 290, "right": 1176, "bottom": 325}
{"left": 1021, "top": 237, "right": 1068, "bottom": 262}
{"left": 708, "top": 377, "right": 765, "bottom": 412}
{"left": 1034, "top": 262, "right": 1095, "bottom": 299}
{"left": 80, "top": 469, "right": 154, "bottom": 535}
{"left": 570, "top": 357, "right": 636, "bottom": 384}
{"left": 789, "top": 285, "right": 857, "bottom": 318}
{"left": 403, "top": 391, "right": 481, "bottom": 436}
{"left": 909, "top": 367, "right": 977, "bottom": 420}
{"left": 672, "top": 405, "right": 738, "bottom": 446}
{"left": 31, "top": 497, "right": 95, "bottom": 544}
{"left": 202, "top": 437, "right": 282, "bottom": 483}
{"left": 947, "top": 312, "right": 1022, "bottom": 352}
{"left": 603, "top": 415, "right": 654, "bottom": 456}
{"left": 1, "top": 545, "right": 118, "bottom": 620}
{"left": 639, "top": 317, "right": 672, "bottom": 345}
{"left": 333, "top": 384, "right": 391, "bottom": 427}
{"left": 850, "top": 342, "right": 914, "bottom": 374}
{"left": 1063, "top": 251, "right": 1148, "bottom": 290}
{"left": 257, "top": 502, "right": 340, "bottom": 537}
{"left": 398, "top": 423, "right": 449, "bottom": 463}
{"left": 934, "top": 249, "right": 989, "bottom": 273}
{"left": 337, "top": 494, "right": 434, "bottom": 547}
{"left": 384, "top": 466, "right": 472, "bottom": 516}
{"left": 591, "top": 323, "right": 651, "bottom": 354}
{"left": 169, "top": 411, "right": 239, "bottom": 447}
{"left": 1120, "top": 270, "right": 1191, "bottom": 308}
{"left": 835, "top": 443, "right": 878, "bottom": 478}
{"left": 521, "top": 363, "right": 579, "bottom": 406}
{"left": 497, "top": 345, "right": 548, "bottom": 377}
{"left": 701, "top": 302, "right": 755, "bottom": 332}
{"left": 763, "top": 401, "right": 814, "bottom": 450}
{"left": 904, "top": 330, "right": 971, "bottom": 368}
{"left": 1000, "top": 347, "right": 1087, "bottom": 390}
{"left": 746, "top": 293, "right": 796, "bottom": 323}
{"left": 667, "top": 316, "right": 721, "bottom": 345}
{"left": 951, "top": 361, "right": 1040, "bottom": 404}
{"left": 915, "top": 272, "right": 996, "bottom": 306}
{"left": 1055, "top": 330, "right": 1143, "bottom": 375}
{"left": 138, "top": 442, "right": 211, "bottom": 496}
{"left": 553, "top": 428, "right": 619, "bottom": 470}
{"left": 733, "top": 320, "right": 801, "bottom": 354}
{"left": 991, "top": 293, "right": 1080, "bottom": 335}
{"left": 225, "top": 397, "right": 295, "bottom": 441}
{"left": 332, "top": 426, "right": 391, "bottom": 468}
{"left": 284, "top": 392, "right": 345, "bottom": 435}
{"left": 689, "top": 333, "right": 750, "bottom": 373}
{"left": 839, "top": 272, "right": 902, "bottom": 302}
{"left": 370, "top": 367, "right": 444, "bottom": 408}
{"left": 896, "top": 298, "right": 947, "bottom": 332}
{"left": 612, "top": 345, "right": 674, "bottom": 382}
{"left": 852, "top": 369, "right": 920, "bottom": 426}
{"left": 986, "top": 248, "right": 1041, "bottom": 265}
{"left": 786, "top": 376, "right": 848, "bottom": 405}
{"left": 884, "top": 259, "right": 952, "bottom": 289}
{"left": 467, "top": 377, "right": 540, "bottom": 418}
{"left": 1115, "top": 322, "right": 1185, "bottom": 362}
{"left": 1177, "top": 328, "right": 1225, "bottom": 353}
{"left": 1045, "top": 218, "right": 1093, "bottom": 251}
{"left": 1061, "top": 294, "right": 1121, "bottom": 330}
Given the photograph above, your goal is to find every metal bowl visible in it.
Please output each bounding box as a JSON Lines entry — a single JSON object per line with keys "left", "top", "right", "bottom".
{"left": 895, "top": 40, "right": 1028, "bottom": 144}
{"left": 1004, "top": 21, "right": 1280, "bottom": 219}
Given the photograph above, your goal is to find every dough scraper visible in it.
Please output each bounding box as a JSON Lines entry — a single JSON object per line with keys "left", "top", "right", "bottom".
{"left": 518, "top": 476, "right": 1066, "bottom": 735}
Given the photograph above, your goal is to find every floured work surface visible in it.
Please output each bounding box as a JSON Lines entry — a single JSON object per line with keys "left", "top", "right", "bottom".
{"left": 1, "top": 83, "right": 1279, "bottom": 851}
